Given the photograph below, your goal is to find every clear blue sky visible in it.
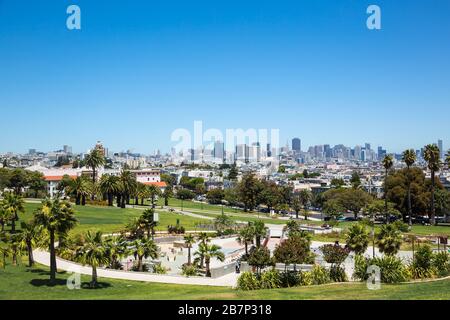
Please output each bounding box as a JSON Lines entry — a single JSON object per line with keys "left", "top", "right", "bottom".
{"left": 1, "top": 0, "right": 449, "bottom": 154}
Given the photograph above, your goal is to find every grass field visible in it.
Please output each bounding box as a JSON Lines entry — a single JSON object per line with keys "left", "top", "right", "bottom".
{"left": 0, "top": 262, "right": 449, "bottom": 300}
{"left": 18, "top": 203, "right": 210, "bottom": 235}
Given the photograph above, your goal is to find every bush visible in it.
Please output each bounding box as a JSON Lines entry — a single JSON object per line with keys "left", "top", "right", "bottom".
{"left": 329, "top": 265, "right": 348, "bottom": 282}
{"left": 259, "top": 269, "right": 282, "bottom": 289}
{"left": 353, "top": 254, "right": 370, "bottom": 281}
{"left": 237, "top": 272, "right": 260, "bottom": 291}
{"left": 85, "top": 200, "right": 109, "bottom": 206}
{"left": 371, "top": 256, "right": 410, "bottom": 283}
{"left": 181, "top": 264, "right": 199, "bottom": 277}
{"left": 410, "top": 245, "right": 436, "bottom": 279}
{"left": 152, "top": 264, "right": 169, "bottom": 275}
{"left": 168, "top": 224, "right": 186, "bottom": 234}
{"left": 279, "top": 271, "right": 301, "bottom": 288}
{"left": 308, "top": 265, "right": 331, "bottom": 285}
{"left": 320, "top": 244, "right": 350, "bottom": 265}
{"left": 392, "top": 220, "right": 409, "bottom": 232}
{"left": 432, "top": 251, "right": 450, "bottom": 277}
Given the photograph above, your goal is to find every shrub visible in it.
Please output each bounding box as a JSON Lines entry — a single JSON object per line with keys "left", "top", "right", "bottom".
{"left": 320, "top": 244, "right": 350, "bottom": 265}
{"left": 371, "top": 256, "right": 410, "bottom": 283}
{"left": 152, "top": 264, "right": 168, "bottom": 275}
{"left": 345, "top": 223, "right": 369, "bottom": 255}
{"left": 329, "top": 265, "right": 348, "bottom": 282}
{"left": 237, "top": 272, "right": 260, "bottom": 291}
{"left": 309, "top": 265, "right": 331, "bottom": 285}
{"left": 392, "top": 220, "right": 409, "bottom": 232}
{"left": 410, "top": 245, "right": 436, "bottom": 279}
{"left": 181, "top": 264, "right": 199, "bottom": 277}
{"left": 279, "top": 271, "right": 301, "bottom": 288}
{"left": 432, "top": 251, "right": 450, "bottom": 277}
{"left": 259, "top": 269, "right": 282, "bottom": 289}
{"left": 353, "top": 254, "right": 370, "bottom": 281}
{"left": 376, "top": 224, "right": 403, "bottom": 256}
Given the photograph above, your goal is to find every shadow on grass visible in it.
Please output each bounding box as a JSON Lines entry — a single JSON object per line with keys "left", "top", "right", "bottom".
{"left": 30, "top": 278, "right": 68, "bottom": 287}
{"left": 81, "top": 282, "right": 112, "bottom": 290}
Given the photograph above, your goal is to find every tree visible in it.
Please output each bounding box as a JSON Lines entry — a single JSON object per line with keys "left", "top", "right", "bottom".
{"left": 237, "top": 224, "right": 254, "bottom": 256}
{"left": 104, "top": 235, "right": 129, "bottom": 270}
{"left": 56, "top": 175, "right": 74, "bottom": 198}
{"left": 85, "top": 149, "right": 106, "bottom": 186}
{"left": 331, "top": 178, "right": 345, "bottom": 188}
{"left": 18, "top": 221, "right": 45, "bottom": 267}
{"left": 252, "top": 220, "right": 268, "bottom": 248}
{"left": 131, "top": 238, "right": 159, "bottom": 272}
{"left": 147, "top": 184, "right": 161, "bottom": 208}
{"left": 7, "top": 169, "right": 28, "bottom": 195}
{"left": 139, "top": 209, "right": 158, "bottom": 240}
{"left": 291, "top": 194, "right": 302, "bottom": 219}
{"left": 213, "top": 213, "right": 235, "bottom": 234}
{"left": 302, "top": 169, "right": 309, "bottom": 179}
{"left": 100, "top": 174, "right": 120, "bottom": 206}
{"left": 176, "top": 188, "right": 195, "bottom": 201}
{"left": 248, "top": 247, "right": 272, "bottom": 274}
{"left": 119, "top": 170, "right": 137, "bottom": 208}
{"left": 376, "top": 224, "right": 403, "bottom": 256}
{"left": 68, "top": 176, "right": 90, "bottom": 206}
{"left": 382, "top": 155, "right": 395, "bottom": 223}
{"left": 345, "top": 223, "right": 369, "bottom": 255}
{"left": 402, "top": 149, "right": 417, "bottom": 226}
{"left": 299, "top": 190, "right": 312, "bottom": 220}
{"left": 350, "top": 171, "right": 361, "bottom": 189}
{"left": 27, "top": 171, "right": 47, "bottom": 198}
{"left": 194, "top": 243, "right": 225, "bottom": 277}
{"left": 227, "top": 163, "right": 238, "bottom": 181}
{"left": 274, "top": 234, "right": 311, "bottom": 272}
{"left": 2, "top": 192, "right": 25, "bottom": 232}
{"left": 74, "top": 231, "right": 110, "bottom": 288}
{"left": 33, "top": 198, "right": 78, "bottom": 284}
{"left": 206, "top": 188, "right": 225, "bottom": 205}
{"left": 163, "top": 185, "right": 173, "bottom": 206}
{"left": 278, "top": 165, "right": 286, "bottom": 173}
{"left": 184, "top": 234, "right": 196, "bottom": 266}
{"left": 424, "top": 144, "right": 442, "bottom": 225}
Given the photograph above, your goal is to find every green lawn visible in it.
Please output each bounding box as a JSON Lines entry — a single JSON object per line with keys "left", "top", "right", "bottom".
{"left": 18, "top": 203, "right": 210, "bottom": 235}
{"left": 0, "top": 262, "right": 449, "bottom": 300}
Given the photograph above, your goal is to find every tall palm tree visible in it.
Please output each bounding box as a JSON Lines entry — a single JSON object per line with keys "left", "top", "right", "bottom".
{"left": 197, "top": 233, "right": 211, "bottom": 268}
{"left": 194, "top": 243, "right": 225, "bottom": 277}
{"left": 135, "top": 183, "right": 149, "bottom": 206}
{"left": 5, "top": 233, "right": 23, "bottom": 266}
{"left": 148, "top": 184, "right": 161, "bottom": 208}
{"left": 1, "top": 192, "right": 25, "bottom": 233}
{"left": 183, "top": 234, "right": 196, "bottom": 266}
{"left": 139, "top": 209, "right": 158, "bottom": 240}
{"left": 100, "top": 174, "right": 120, "bottom": 206}
{"left": 68, "top": 176, "right": 90, "bottom": 206}
{"left": 424, "top": 144, "right": 442, "bottom": 225}
{"left": 299, "top": 189, "right": 312, "bottom": 220}
{"left": 33, "top": 198, "right": 77, "bottom": 284}
{"left": 131, "top": 238, "right": 159, "bottom": 272}
{"left": 252, "top": 220, "right": 268, "bottom": 248}
{"left": 382, "top": 155, "right": 394, "bottom": 223}
{"left": 402, "top": 149, "right": 417, "bottom": 226}
{"left": 119, "top": 170, "right": 137, "bottom": 209}
{"left": 237, "top": 224, "right": 254, "bottom": 256}
{"left": 104, "top": 235, "right": 129, "bottom": 269}
{"left": 0, "top": 245, "right": 11, "bottom": 269}
{"left": 74, "top": 230, "right": 110, "bottom": 288}
{"left": 85, "top": 149, "right": 106, "bottom": 186}
{"left": 17, "top": 221, "right": 45, "bottom": 267}
{"left": 376, "top": 224, "right": 402, "bottom": 256}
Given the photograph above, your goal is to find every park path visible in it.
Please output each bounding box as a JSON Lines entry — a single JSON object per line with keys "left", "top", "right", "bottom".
{"left": 33, "top": 249, "right": 239, "bottom": 287}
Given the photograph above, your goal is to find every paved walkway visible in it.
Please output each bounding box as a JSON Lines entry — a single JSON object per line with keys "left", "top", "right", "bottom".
{"left": 33, "top": 249, "right": 238, "bottom": 287}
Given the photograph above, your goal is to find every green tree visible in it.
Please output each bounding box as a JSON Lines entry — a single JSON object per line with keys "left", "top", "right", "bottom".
{"left": 402, "top": 149, "right": 417, "bottom": 226}
{"left": 299, "top": 189, "right": 312, "bottom": 220}
{"left": 424, "top": 144, "right": 442, "bottom": 225}
{"left": 252, "top": 220, "right": 268, "bottom": 248}
{"left": 376, "top": 224, "right": 403, "bottom": 256}
{"left": 274, "top": 234, "right": 311, "bottom": 272}
{"left": 17, "top": 221, "right": 45, "bottom": 267}
{"left": 7, "top": 169, "right": 28, "bottom": 195}
{"left": 68, "top": 176, "right": 90, "bottom": 206}
{"left": 27, "top": 171, "right": 47, "bottom": 198}
{"left": 119, "top": 170, "right": 137, "bottom": 208}
{"left": 104, "top": 235, "right": 129, "bottom": 270}
{"left": 382, "top": 155, "right": 395, "bottom": 222}
{"left": 237, "top": 224, "right": 254, "bottom": 256}
{"left": 85, "top": 149, "right": 106, "bottom": 186}
{"left": 227, "top": 163, "right": 239, "bottom": 181}
{"left": 163, "top": 185, "right": 173, "bottom": 206}
{"left": 131, "top": 238, "right": 159, "bottom": 272}
{"left": 74, "top": 230, "right": 110, "bottom": 288}
{"left": 194, "top": 243, "right": 225, "bottom": 277}
{"left": 147, "top": 184, "right": 161, "bottom": 208}
{"left": 237, "top": 172, "right": 261, "bottom": 212}
{"left": 206, "top": 188, "right": 225, "bottom": 205}
{"left": 248, "top": 247, "right": 272, "bottom": 275}
{"left": 99, "top": 174, "right": 120, "bottom": 206}
{"left": 33, "top": 199, "right": 77, "bottom": 284}
{"left": 345, "top": 223, "right": 369, "bottom": 255}
{"left": 2, "top": 192, "right": 25, "bottom": 232}
{"left": 331, "top": 178, "right": 345, "bottom": 188}
{"left": 184, "top": 234, "right": 196, "bottom": 266}
{"left": 139, "top": 209, "right": 158, "bottom": 240}
{"left": 350, "top": 171, "right": 361, "bottom": 189}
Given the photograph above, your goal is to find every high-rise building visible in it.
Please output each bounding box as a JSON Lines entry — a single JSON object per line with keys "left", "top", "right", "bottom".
{"left": 266, "top": 143, "right": 272, "bottom": 157}
{"left": 213, "top": 141, "right": 224, "bottom": 162}
{"left": 292, "top": 138, "right": 301, "bottom": 153}
{"left": 438, "top": 139, "right": 443, "bottom": 159}
{"left": 365, "top": 143, "right": 371, "bottom": 151}
{"left": 63, "top": 145, "right": 72, "bottom": 155}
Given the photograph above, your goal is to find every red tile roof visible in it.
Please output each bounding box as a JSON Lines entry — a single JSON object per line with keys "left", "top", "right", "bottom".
{"left": 142, "top": 181, "right": 167, "bottom": 187}
{"left": 44, "top": 175, "right": 77, "bottom": 182}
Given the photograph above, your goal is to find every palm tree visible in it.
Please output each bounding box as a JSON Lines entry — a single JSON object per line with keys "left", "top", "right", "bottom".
{"left": 100, "top": 174, "right": 120, "bottom": 206}
{"left": 5, "top": 233, "right": 23, "bottom": 266}
{"left": 104, "top": 235, "right": 128, "bottom": 269}
{"left": 194, "top": 243, "right": 225, "bottom": 277}
{"left": 148, "top": 184, "right": 161, "bottom": 208}
{"left": 299, "top": 189, "right": 312, "bottom": 220}
{"left": 68, "top": 176, "right": 90, "bottom": 206}
{"left": 135, "top": 183, "right": 149, "bottom": 206}
{"left": 382, "top": 155, "right": 394, "bottom": 223}
{"left": 74, "top": 230, "right": 109, "bottom": 288}
{"left": 85, "top": 149, "right": 106, "bottom": 186}
{"left": 252, "top": 220, "right": 268, "bottom": 248}
{"left": 139, "top": 209, "right": 158, "bottom": 240}
{"left": 33, "top": 198, "right": 77, "bottom": 284}
{"left": 376, "top": 224, "right": 402, "bottom": 256}
{"left": 1, "top": 192, "right": 25, "bottom": 233}
{"left": 197, "top": 233, "right": 211, "bottom": 268}
{"left": 402, "top": 149, "right": 417, "bottom": 226}
{"left": 183, "top": 234, "right": 196, "bottom": 266}
{"left": 119, "top": 170, "right": 137, "bottom": 208}
{"left": 236, "top": 224, "right": 254, "bottom": 256}
{"left": 0, "top": 206, "right": 8, "bottom": 232}
{"left": 424, "top": 144, "right": 442, "bottom": 225}
{"left": 0, "top": 245, "right": 11, "bottom": 269}
{"left": 291, "top": 195, "right": 302, "bottom": 220}
{"left": 131, "top": 238, "right": 159, "bottom": 272}
{"left": 345, "top": 223, "right": 369, "bottom": 255}
{"left": 17, "top": 221, "right": 45, "bottom": 267}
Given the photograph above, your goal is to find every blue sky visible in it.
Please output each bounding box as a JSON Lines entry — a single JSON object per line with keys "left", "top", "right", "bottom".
{"left": 0, "top": 0, "right": 449, "bottom": 154}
